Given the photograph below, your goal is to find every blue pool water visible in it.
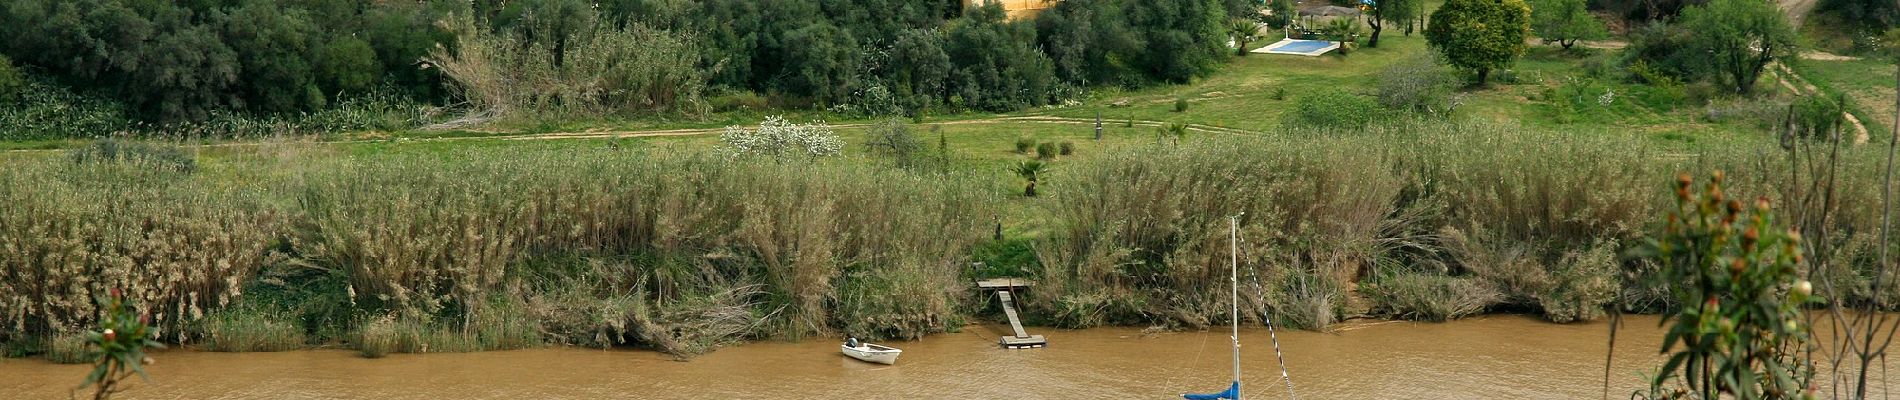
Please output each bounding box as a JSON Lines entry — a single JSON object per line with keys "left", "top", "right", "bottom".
{"left": 1269, "top": 40, "right": 1333, "bottom": 54}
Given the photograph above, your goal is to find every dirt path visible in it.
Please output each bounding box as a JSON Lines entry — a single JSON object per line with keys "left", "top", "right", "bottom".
{"left": 2, "top": 115, "right": 1263, "bottom": 153}
{"left": 1774, "top": 62, "right": 1873, "bottom": 144}
{"left": 1780, "top": 0, "right": 1819, "bottom": 26}
{"left": 505, "top": 115, "right": 1259, "bottom": 142}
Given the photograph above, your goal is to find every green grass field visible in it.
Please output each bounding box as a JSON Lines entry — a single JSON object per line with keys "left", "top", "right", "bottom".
{"left": 1797, "top": 57, "right": 1897, "bottom": 136}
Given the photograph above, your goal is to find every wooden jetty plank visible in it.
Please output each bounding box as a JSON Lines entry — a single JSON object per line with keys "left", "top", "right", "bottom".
{"left": 997, "top": 291, "right": 1030, "bottom": 338}
{"left": 976, "top": 278, "right": 1034, "bottom": 290}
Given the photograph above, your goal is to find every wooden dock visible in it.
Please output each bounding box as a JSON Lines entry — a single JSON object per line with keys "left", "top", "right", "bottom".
{"left": 976, "top": 278, "right": 1034, "bottom": 290}
{"left": 979, "top": 279, "right": 1045, "bottom": 349}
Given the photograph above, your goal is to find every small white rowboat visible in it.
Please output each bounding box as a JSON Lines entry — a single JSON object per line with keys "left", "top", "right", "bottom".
{"left": 841, "top": 340, "right": 902, "bottom": 365}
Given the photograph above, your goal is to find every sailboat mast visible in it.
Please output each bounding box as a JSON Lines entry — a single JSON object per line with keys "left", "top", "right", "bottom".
{"left": 1230, "top": 215, "right": 1241, "bottom": 397}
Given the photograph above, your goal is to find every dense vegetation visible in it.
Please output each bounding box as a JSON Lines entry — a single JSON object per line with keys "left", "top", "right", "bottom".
{"left": 5, "top": 116, "right": 1898, "bottom": 359}
{"left": 0, "top": 0, "right": 1248, "bottom": 138}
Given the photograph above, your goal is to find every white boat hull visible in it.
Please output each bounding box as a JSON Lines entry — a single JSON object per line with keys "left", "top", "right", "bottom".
{"left": 841, "top": 343, "right": 902, "bottom": 365}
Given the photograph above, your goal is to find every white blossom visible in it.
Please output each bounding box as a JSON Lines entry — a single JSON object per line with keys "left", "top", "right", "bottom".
{"left": 720, "top": 116, "right": 844, "bottom": 160}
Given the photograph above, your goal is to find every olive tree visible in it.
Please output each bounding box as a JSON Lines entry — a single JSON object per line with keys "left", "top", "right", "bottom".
{"left": 1529, "top": 0, "right": 1609, "bottom": 49}
{"left": 1425, "top": 0, "right": 1531, "bottom": 85}
{"left": 1678, "top": 0, "right": 1796, "bottom": 95}
{"left": 1367, "top": 0, "right": 1419, "bottom": 47}
{"left": 720, "top": 116, "right": 844, "bottom": 160}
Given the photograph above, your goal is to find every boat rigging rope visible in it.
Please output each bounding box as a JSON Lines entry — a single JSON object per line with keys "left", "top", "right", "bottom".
{"left": 1236, "top": 214, "right": 1299, "bottom": 400}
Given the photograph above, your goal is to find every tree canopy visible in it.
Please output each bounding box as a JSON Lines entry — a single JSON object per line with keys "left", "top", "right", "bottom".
{"left": 1679, "top": 0, "right": 1796, "bottom": 94}
{"left": 0, "top": 0, "right": 1240, "bottom": 126}
{"left": 1529, "top": 0, "right": 1609, "bottom": 49}
{"left": 1425, "top": 0, "right": 1532, "bottom": 85}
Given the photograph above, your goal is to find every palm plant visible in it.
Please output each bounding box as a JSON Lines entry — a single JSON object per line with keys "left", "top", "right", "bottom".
{"left": 1229, "top": 18, "right": 1259, "bottom": 56}
{"left": 1157, "top": 122, "right": 1190, "bottom": 146}
{"left": 1012, "top": 160, "right": 1049, "bottom": 197}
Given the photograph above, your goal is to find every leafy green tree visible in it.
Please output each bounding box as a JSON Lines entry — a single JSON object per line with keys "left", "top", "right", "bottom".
{"left": 1425, "top": 0, "right": 1531, "bottom": 85}
{"left": 361, "top": 1, "right": 462, "bottom": 100}
{"left": 222, "top": 0, "right": 325, "bottom": 112}
{"left": 890, "top": 29, "right": 952, "bottom": 113}
{"left": 1679, "top": 0, "right": 1796, "bottom": 95}
{"left": 1816, "top": 0, "right": 1898, "bottom": 31}
{"left": 1267, "top": 0, "right": 1298, "bottom": 29}
{"left": 1368, "top": 0, "right": 1417, "bottom": 47}
{"left": 0, "top": 0, "right": 244, "bottom": 121}
{"left": 317, "top": 37, "right": 381, "bottom": 97}
{"left": 945, "top": 3, "right": 1056, "bottom": 112}
{"left": 1529, "top": 0, "right": 1608, "bottom": 49}
{"left": 0, "top": 55, "right": 23, "bottom": 106}
{"left": 1123, "top": 0, "right": 1230, "bottom": 83}
{"left": 780, "top": 22, "right": 860, "bottom": 106}
{"left": 1038, "top": 0, "right": 1141, "bottom": 86}
{"left": 1383, "top": 0, "right": 1424, "bottom": 35}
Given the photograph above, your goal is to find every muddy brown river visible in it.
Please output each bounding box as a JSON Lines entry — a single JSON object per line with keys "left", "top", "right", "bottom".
{"left": 1, "top": 315, "right": 1893, "bottom": 399}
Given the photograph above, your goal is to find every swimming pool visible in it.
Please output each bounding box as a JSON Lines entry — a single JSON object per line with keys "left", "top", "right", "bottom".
{"left": 1254, "top": 39, "right": 1339, "bottom": 56}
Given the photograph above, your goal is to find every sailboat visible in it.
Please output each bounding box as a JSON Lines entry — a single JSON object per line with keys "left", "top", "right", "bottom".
{"left": 1182, "top": 215, "right": 1296, "bottom": 400}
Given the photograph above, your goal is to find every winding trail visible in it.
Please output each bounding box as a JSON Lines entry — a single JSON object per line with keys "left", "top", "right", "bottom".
{"left": 498, "top": 115, "right": 1260, "bottom": 142}
{"left": 1774, "top": 62, "right": 1874, "bottom": 144}
{"left": 1, "top": 115, "right": 1262, "bottom": 153}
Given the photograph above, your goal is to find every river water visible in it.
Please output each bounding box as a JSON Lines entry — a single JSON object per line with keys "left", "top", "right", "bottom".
{"left": 1, "top": 314, "right": 1892, "bottom": 399}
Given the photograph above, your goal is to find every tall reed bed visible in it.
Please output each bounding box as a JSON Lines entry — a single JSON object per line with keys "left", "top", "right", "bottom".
{"left": 1035, "top": 121, "right": 1899, "bottom": 329}
{"left": 288, "top": 148, "right": 997, "bottom": 352}
{"left": 0, "top": 154, "right": 286, "bottom": 342}
{"left": 2, "top": 142, "right": 996, "bottom": 356}
{"left": 1034, "top": 134, "right": 1403, "bottom": 330}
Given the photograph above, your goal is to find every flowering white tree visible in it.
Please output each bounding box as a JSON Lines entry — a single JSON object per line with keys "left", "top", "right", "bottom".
{"left": 720, "top": 116, "right": 844, "bottom": 160}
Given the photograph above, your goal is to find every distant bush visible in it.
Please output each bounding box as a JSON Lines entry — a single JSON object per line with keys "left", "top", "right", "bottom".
{"left": 1292, "top": 89, "right": 1382, "bottom": 128}
{"left": 709, "top": 91, "right": 771, "bottom": 113}
{"left": 1271, "top": 87, "right": 1288, "bottom": 100}
{"left": 1362, "top": 272, "right": 1497, "bottom": 322}
{"left": 1016, "top": 137, "right": 1037, "bottom": 154}
{"left": 199, "top": 305, "right": 307, "bottom": 352}
{"left": 1036, "top": 142, "right": 1059, "bottom": 159}
{"left": 1058, "top": 141, "right": 1075, "bottom": 155}
{"left": 0, "top": 55, "right": 22, "bottom": 106}
{"left": 1682, "top": 82, "right": 1720, "bottom": 107}
{"left": 1578, "top": 52, "right": 1619, "bottom": 79}
{"left": 864, "top": 118, "right": 925, "bottom": 169}
{"left": 1702, "top": 97, "right": 1788, "bottom": 129}
{"left": 67, "top": 139, "right": 197, "bottom": 174}
{"left": 1375, "top": 55, "right": 1462, "bottom": 116}
{"left": 1174, "top": 97, "right": 1191, "bottom": 112}
{"left": 1621, "top": 21, "right": 1701, "bottom": 84}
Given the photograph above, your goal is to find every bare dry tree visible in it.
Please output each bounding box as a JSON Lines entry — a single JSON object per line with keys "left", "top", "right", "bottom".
{"left": 1781, "top": 89, "right": 1896, "bottom": 399}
